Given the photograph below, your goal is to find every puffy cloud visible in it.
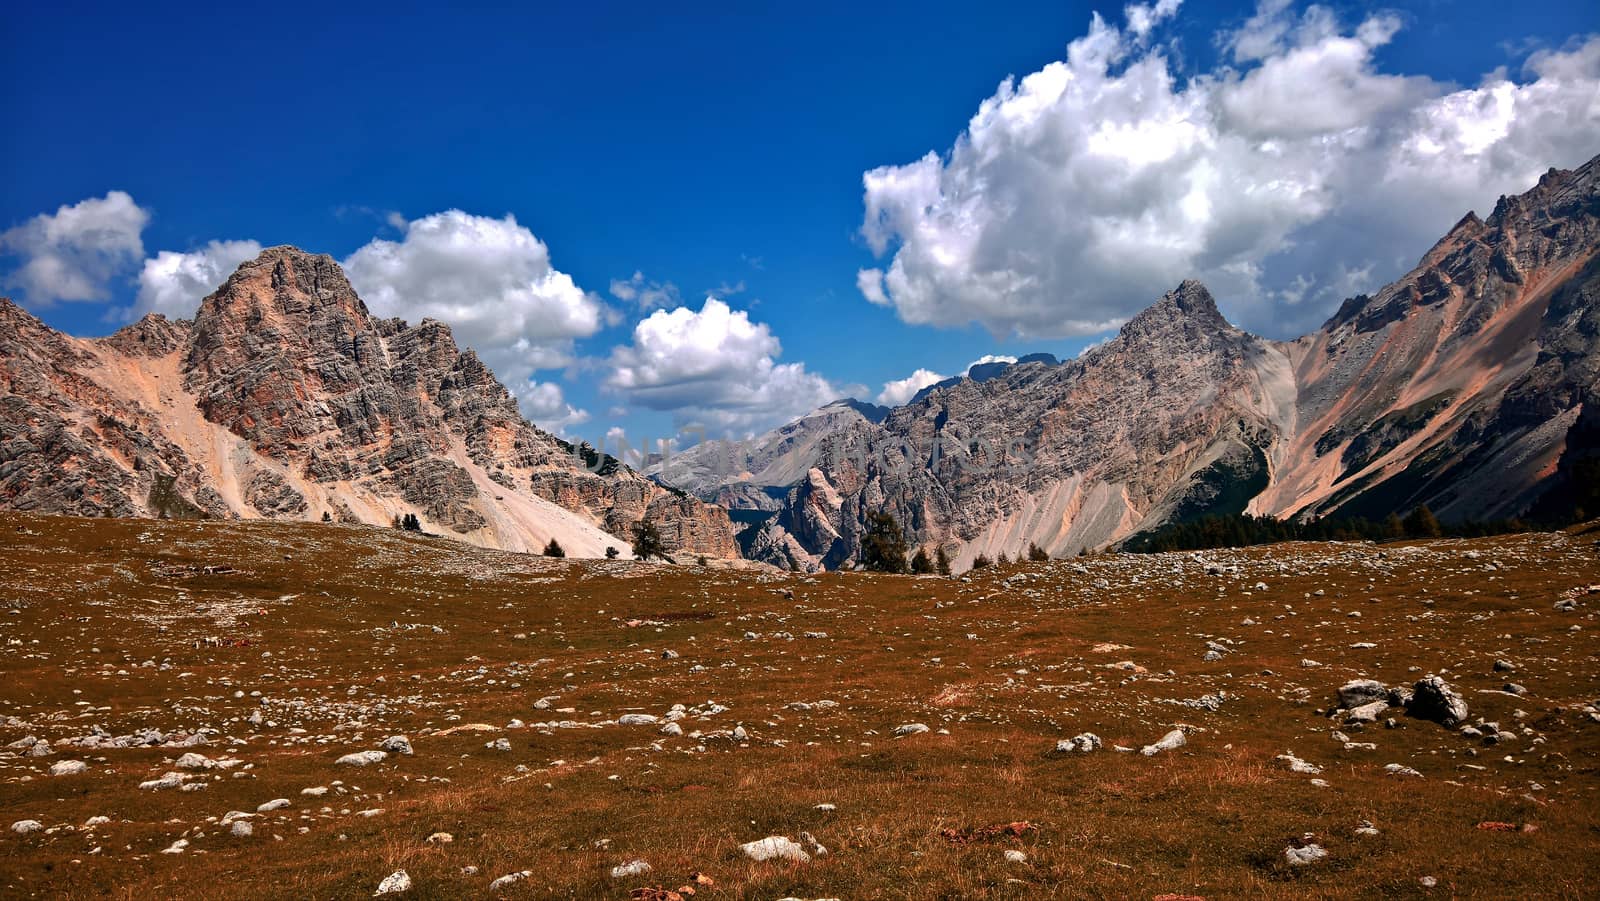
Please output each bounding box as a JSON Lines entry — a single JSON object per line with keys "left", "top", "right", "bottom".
{"left": 966, "top": 354, "right": 1018, "bottom": 373}
{"left": 876, "top": 367, "right": 947, "bottom": 406}
{"left": 343, "top": 210, "right": 607, "bottom": 417}
{"left": 857, "top": 268, "right": 890, "bottom": 305}
{"left": 610, "top": 270, "right": 680, "bottom": 310}
{"left": 859, "top": 2, "right": 1600, "bottom": 338}
{"left": 1125, "top": 0, "right": 1181, "bottom": 41}
{"left": 509, "top": 380, "right": 589, "bottom": 435}
{"left": 1, "top": 191, "right": 148, "bottom": 306}
{"left": 605, "top": 297, "right": 841, "bottom": 433}
{"left": 132, "top": 240, "right": 263, "bottom": 319}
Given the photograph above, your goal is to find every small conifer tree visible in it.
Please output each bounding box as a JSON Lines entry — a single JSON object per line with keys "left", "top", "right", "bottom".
{"left": 860, "top": 511, "right": 909, "bottom": 573}
{"left": 632, "top": 519, "right": 669, "bottom": 562}
{"left": 1403, "top": 504, "right": 1442, "bottom": 538}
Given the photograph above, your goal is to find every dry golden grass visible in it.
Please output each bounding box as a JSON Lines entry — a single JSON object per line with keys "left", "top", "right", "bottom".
{"left": 0, "top": 513, "right": 1597, "bottom": 899}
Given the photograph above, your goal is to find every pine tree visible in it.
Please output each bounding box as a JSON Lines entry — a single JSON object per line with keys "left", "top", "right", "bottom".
{"left": 605, "top": 546, "right": 619, "bottom": 559}
{"left": 1382, "top": 512, "right": 1405, "bottom": 539}
{"left": 1027, "top": 541, "right": 1049, "bottom": 562}
{"left": 935, "top": 546, "right": 952, "bottom": 576}
{"left": 1403, "top": 504, "right": 1443, "bottom": 538}
{"left": 970, "top": 553, "right": 992, "bottom": 570}
{"left": 997, "top": 551, "right": 1010, "bottom": 566}
{"left": 632, "top": 519, "right": 670, "bottom": 562}
{"left": 543, "top": 538, "right": 565, "bottom": 558}
{"left": 860, "top": 511, "right": 909, "bottom": 573}
{"left": 910, "top": 547, "right": 933, "bottom": 574}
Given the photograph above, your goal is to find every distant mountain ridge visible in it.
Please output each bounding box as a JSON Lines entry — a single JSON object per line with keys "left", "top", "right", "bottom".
{"left": 0, "top": 246, "right": 738, "bottom": 559}
{"left": 693, "top": 155, "right": 1600, "bottom": 571}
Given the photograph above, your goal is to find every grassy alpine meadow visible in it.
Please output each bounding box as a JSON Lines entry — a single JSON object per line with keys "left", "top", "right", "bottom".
{"left": 2, "top": 513, "right": 1598, "bottom": 899}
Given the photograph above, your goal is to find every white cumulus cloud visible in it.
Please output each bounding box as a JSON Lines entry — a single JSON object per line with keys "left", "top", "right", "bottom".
{"left": 509, "top": 380, "right": 590, "bottom": 435}
{"left": 966, "top": 354, "right": 1018, "bottom": 373}
{"left": 343, "top": 209, "right": 607, "bottom": 418}
{"left": 1, "top": 191, "right": 149, "bottom": 306}
{"left": 876, "top": 368, "right": 947, "bottom": 406}
{"left": 858, "top": 1, "right": 1600, "bottom": 338}
{"left": 604, "top": 297, "right": 841, "bottom": 434}
{"left": 132, "top": 240, "right": 263, "bottom": 319}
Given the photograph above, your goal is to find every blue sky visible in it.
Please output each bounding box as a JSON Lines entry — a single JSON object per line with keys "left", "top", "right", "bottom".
{"left": 3, "top": 0, "right": 1596, "bottom": 451}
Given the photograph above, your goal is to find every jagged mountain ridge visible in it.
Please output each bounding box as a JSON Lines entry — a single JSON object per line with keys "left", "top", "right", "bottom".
{"left": 0, "top": 246, "right": 738, "bottom": 558}
{"left": 732, "top": 155, "right": 1600, "bottom": 571}
{"left": 647, "top": 399, "right": 890, "bottom": 513}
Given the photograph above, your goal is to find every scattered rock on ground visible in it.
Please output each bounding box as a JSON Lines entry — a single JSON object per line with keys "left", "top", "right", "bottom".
{"left": 741, "top": 835, "right": 812, "bottom": 863}
{"left": 1141, "top": 729, "right": 1186, "bottom": 756}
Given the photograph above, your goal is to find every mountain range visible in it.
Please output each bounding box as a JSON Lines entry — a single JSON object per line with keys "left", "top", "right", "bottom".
{"left": 3, "top": 155, "right": 1596, "bottom": 568}
{"left": 654, "top": 154, "right": 1600, "bottom": 570}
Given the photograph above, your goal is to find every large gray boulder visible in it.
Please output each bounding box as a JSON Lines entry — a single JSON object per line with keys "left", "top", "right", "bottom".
{"left": 1337, "top": 679, "right": 1388, "bottom": 709}
{"left": 1410, "top": 675, "right": 1468, "bottom": 726}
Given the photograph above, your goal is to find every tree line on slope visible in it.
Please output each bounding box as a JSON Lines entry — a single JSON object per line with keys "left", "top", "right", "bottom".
{"left": 1119, "top": 506, "right": 1532, "bottom": 554}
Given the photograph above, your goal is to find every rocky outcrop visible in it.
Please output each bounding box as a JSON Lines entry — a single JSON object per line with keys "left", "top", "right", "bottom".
{"left": 739, "top": 155, "right": 1600, "bottom": 570}
{"left": 0, "top": 246, "right": 737, "bottom": 559}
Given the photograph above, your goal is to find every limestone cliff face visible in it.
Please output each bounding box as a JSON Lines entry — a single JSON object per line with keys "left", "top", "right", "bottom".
{"left": 737, "top": 155, "right": 1600, "bottom": 570}
{"left": 0, "top": 246, "right": 737, "bottom": 559}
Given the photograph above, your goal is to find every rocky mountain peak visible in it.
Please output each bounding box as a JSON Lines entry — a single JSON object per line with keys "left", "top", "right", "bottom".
{"left": 829, "top": 398, "right": 891, "bottom": 423}
{"left": 1488, "top": 155, "right": 1600, "bottom": 230}
{"left": 1325, "top": 153, "right": 1600, "bottom": 335}
{"left": 192, "top": 245, "right": 369, "bottom": 335}
{"left": 184, "top": 245, "right": 383, "bottom": 408}
{"left": 0, "top": 296, "right": 86, "bottom": 362}
{"left": 1117, "top": 279, "right": 1235, "bottom": 346}
{"left": 100, "top": 313, "right": 190, "bottom": 357}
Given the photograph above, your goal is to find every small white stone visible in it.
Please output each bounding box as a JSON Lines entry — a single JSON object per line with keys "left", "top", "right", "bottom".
{"left": 740, "top": 835, "right": 811, "bottom": 862}
{"left": 1284, "top": 843, "right": 1327, "bottom": 866}
{"left": 489, "top": 870, "right": 532, "bottom": 892}
{"left": 374, "top": 869, "right": 412, "bottom": 895}
{"left": 609, "top": 859, "right": 651, "bottom": 879}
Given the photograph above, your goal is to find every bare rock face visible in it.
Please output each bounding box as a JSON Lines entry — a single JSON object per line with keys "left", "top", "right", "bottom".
{"left": 647, "top": 399, "right": 890, "bottom": 509}
{"left": 743, "top": 279, "right": 1287, "bottom": 571}
{"left": 735, "top": 154, "right": 1600, "bottom": 570}
{"left": 1269, "top": 155, "right": 1600, "bottom": 523}
{"left": 0, "top": 246, "right": 737, "bottom": 559}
